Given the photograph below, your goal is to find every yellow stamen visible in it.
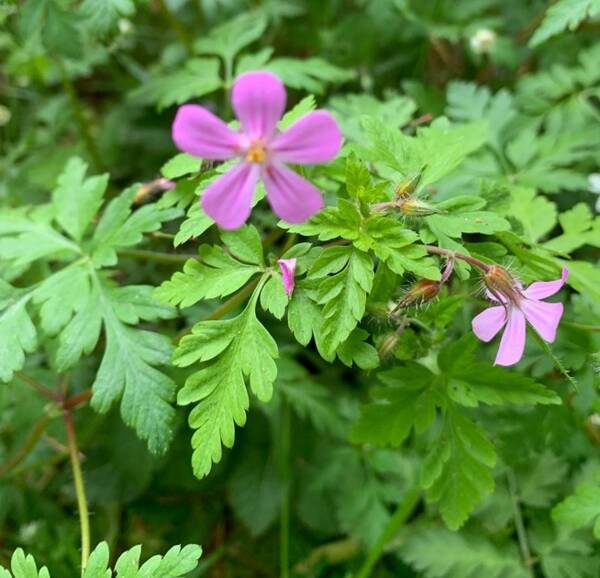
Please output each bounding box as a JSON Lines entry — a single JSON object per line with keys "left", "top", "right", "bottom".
{"left": 246, "top": 142, "right": 266, "bottom": 163}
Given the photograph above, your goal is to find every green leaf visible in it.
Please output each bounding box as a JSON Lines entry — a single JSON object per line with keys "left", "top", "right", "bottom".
{"left": 505, "top": 187, "right": 557, "bottom": 244}
{"left": 265, "top": 58, "right": 353, "bottom": 93}
{"left": 286, "top": 284, "right": 321, "bottom": 347}
{"left": 545, "top": 203, "right": 600, "bottom": 254}
{"left": 76, "top": 273, "right": 177, "bottom": 455}
{"left": 228, "top": 448, "right": 281, "bottom": 537}
{"left": 130, "top": 59, "right": 222, "bottom": 111}
{"left": 529, "top": 0, "right": 600, "bottom": 46}
{"left": 553, "top": 485, "right": 600, "bottom": 539}
{"left": 42, "top": 0, "right": 82, "bottom": 58}
{"left": 173, "top": 203, "right": 213, "bottom": 247}
{"left": 173, "top": 281, "right": 278, "bottom": 478}
{"left": 90, "top": 186, "right": 179, "bottom": 267}
{"left": 81, "top": 0, "right": 135, "bottom": 37}
{"left": 336, "top": 328, "right": 379, "bottom": 370}
{"left": 0, "top": 284, "right": 36, "bottom": 382}
{"left": 350, "top": 363, "right": 438, "bottom": 446}
{"left": 278, "top": 95, "right": 316, "bottom": 130}
{"left": 362, "top": 116, "right": 488, "bottom": 187}
{"left": 259, "top": 273, "right": 288, "bottom": 320}
{"left": 439, "top": 336, "right": 561, "bottom": 407}
{"left": 277, "top": 356, "right": 346, "bottom": 437}
{"left": 426, "top": 196, "right": 510, "bottom": 238}
{"left": 156, "top": 230, "right": 263, "bottom": 308}
{"left": 83, "top": 542, "right": 111, "bottom": 578}
{"left": 161, "top": 153, "right": 202, "bottom": 180}
{"left": 52, "top": 157, "right": 108, "bottom": 243}
{"left": 309, "top": 246, "right": 374, "bottom": 356}
{"left": 194, "top": 11, "right": 267, "bottom": 62}
{"left": 423, "top": 408, "right": 496, "bottom": 530}
{"left": 401, "top": 527, "right": 529, "bottom": 578}
{"left": 7, "top": 549, "right": 50, "bottom": 578}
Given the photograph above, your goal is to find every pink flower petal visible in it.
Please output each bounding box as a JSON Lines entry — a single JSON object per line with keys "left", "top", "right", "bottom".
{"left": 495, "top": 308, "right": 526, "bottom": 366}
{"left": 277, "top": 258, "right": 297, "bottom": 296}
{"left": 201, "top": 162, "right": 260, "bottom": 230}
{"left": 523, "top": 268, "right": 569, "bottom": 300}
{"left": 472, "top": 306, "right": 507, "bottom": 342}
{"left": 271, "top": 110, "right": 342, "bottom": 164}
{"left": 231, "top": 71, "right": 286, "bottom": 141}
{"left": 262, "top": 163, "right": 324, "bottom": 224}
{"left": 521, "top": 299, "right": 564, "bottom": 343}
{"left": 172, "top": 105, "right": 241, "bottom": 160}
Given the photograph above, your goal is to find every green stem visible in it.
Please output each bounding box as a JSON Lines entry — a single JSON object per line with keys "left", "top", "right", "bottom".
{"left": 530, "top": 330, "right": 579, "bottom": 391}
{"left": 0, "top": 414, "right": 52, "bottom": 479}
{"left": 64, "top": 410, "right": 90, "bottom": 574}
{"left": 117, "top": 248, "right": 197, "bottom": 264}
{"left": 57, "top": 58, "right": 104, "bottom": 172}
{"left": 355, "top": 485, "right": 420, "bottom": 578}
{"left": 279, "top": 396, "right": 292, "bottom": 578}
{"left": 507, "top": 470, "right": 535, "bottom": 577}
{"left": 156, "top": 0, "right": 193, "bottom": 53}
{"left": 15, "top": 371, "right": 60, "bottom": 402}
{"left": 562, "top": 320, "right": 600, "bottom": 332}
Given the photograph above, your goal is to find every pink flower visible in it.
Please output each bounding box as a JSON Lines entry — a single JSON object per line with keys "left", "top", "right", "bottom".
{"left": 472, "top": 267, "right": 569, "bottom": 366}
{"left": 277, "top": 258, "right": 297, "bottom": 297}
{"left": 172, "top": 71, "right": 342, "bottom": 229}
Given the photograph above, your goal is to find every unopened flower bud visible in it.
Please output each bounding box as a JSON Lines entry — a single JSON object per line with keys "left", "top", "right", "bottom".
{"left": 397, "top": 279, "right": 441, "bottom": 309}
{"left": 378, "top": 331, "right": 401, "bottom": 359}
{"left": 395, "top": 169, "right": 425, "bottom": 199}
{"left": 398, "top": 197, "right": 439, "bottom": 217}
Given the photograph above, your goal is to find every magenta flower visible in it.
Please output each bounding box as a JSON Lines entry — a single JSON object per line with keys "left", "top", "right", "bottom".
{"left": 172, "top": 71, "right": 342, "bottom": 229}
{"left": 277, "top": 258, "right": 297, "bottom": 297}
{"left": 472, "top": 267, "right": 569, "bottom": 366}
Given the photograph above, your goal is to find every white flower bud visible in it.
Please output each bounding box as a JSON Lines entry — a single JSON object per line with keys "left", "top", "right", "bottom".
{"left": 470, "top": 29, "right": 496, "bottom": 54}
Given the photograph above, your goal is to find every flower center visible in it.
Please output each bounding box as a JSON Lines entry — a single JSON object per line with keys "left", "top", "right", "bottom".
{"left": 245, "top": 141, "right": 267, "bottom": 164}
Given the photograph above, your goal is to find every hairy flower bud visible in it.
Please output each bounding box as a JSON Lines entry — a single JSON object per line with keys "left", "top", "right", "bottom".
{"left": 398, "top": 197, "right": 439, "bottom": 217}
{"left": 397, "top": 279, "right": 441, "bottom": 308}
{"left": 483, "top": 265, "right": 522, "bottom": 303}
{"left": 395, "top": 170, "right": 424, "bottom": 199}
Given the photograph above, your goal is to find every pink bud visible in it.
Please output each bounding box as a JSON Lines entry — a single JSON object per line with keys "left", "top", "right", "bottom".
{"left": 277, "top": 258, "right": 297, "bottom": 297}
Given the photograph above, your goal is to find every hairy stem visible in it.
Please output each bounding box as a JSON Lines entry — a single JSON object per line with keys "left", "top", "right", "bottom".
{"left": 423, "top": 244, "right": 491, "bottom": 272}
{"left": 64, "top": 409, "right": 91, "bottom": 574}
{"left": 15, "top": 371, "right": 59, "bottom": 402}
{"left": 355, "top": 485, "right": 420, "bottom": 578}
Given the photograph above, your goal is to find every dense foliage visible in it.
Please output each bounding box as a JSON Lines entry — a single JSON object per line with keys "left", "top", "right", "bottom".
{"left": 1, "top": 0, "right": 600, "bottom": 576}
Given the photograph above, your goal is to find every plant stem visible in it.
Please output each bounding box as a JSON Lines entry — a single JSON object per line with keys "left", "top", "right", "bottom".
{"left": 355, "top": 485, "right": 420, "bottom": 578}
{"left": 57, "top": 58, "right": 104, "bottom": 172}
{"left": 423, "top": 244, "right": 491, "bottom": 272}
{"left": 279, "top": 396, "right": 292, "bottom": 578}
{"left": 0, "top": 414, "right": 52, "bottom": 479}
{"left": 156, "top": 0, "right": 193, "bottom": 53}
{"left": 507, "top": 470, "right": 535, "bottom": 577}
{"left": 117, "top": 248, "right": 197, "bottom": 264}
{"left": 64, "top": 409, "right": 90, "bottom": 574}
{"left": 562, "top": 320, "right": 600, "bottom": 332}
{"left": 15, "top": 371, "right": 60, "bottom": 402}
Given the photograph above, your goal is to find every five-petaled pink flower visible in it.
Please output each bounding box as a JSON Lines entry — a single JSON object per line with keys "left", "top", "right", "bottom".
{"left": 277, "top": 258, "right": 297, "bottom": 297}
{"left": 472, "top": 267, "right": 569, "bottom": 366}
{"left": 172, "top": 71, "right": 343, "bottom": 229}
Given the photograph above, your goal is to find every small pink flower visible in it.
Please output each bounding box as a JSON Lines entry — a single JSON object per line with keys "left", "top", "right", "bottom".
{"left": 172, "top": 71, "right": 342, "bottom": 229}
{"left": 472, "top": 268, "right": 569, "bottom": 366}
{"left": 277, "top": 258, "right": 297, "bottom": 297}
